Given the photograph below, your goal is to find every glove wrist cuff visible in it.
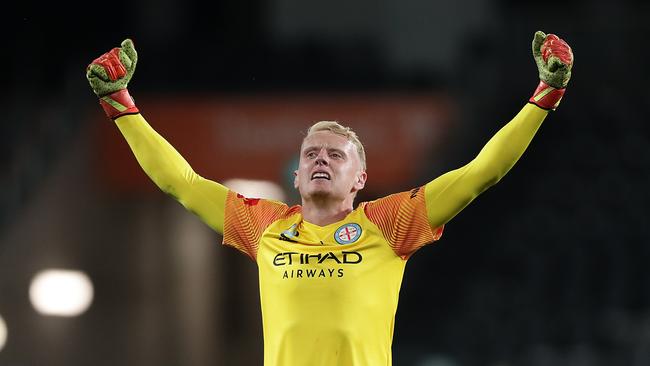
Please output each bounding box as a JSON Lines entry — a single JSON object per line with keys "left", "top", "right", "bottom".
{"left": 529, "top": 80, "right": 565, "bottom": 111}
{"left": 99, "top": 89, "right": 139, "bottom": 119}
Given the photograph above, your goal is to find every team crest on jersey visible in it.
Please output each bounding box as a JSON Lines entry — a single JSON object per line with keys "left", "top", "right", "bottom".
{"left": 334, "top": 223, "right": 362, "bottom": 245}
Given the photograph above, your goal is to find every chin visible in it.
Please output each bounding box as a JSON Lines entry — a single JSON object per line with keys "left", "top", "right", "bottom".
{"left": 308, "top": 189, "right": 332, "bottom": 199}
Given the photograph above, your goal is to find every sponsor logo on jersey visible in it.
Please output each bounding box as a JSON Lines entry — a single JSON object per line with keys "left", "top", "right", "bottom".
{"left": 279, "top": 223, "right": 299, "bottom": 243}
{"left": 273, "top": 251, "right": 362, "bottom": 266}
{"left": 273, "top": 250, "right": 363, "bottom": 279}
{"left": 334, "top": 223, "right": 362, "bottom": 245}
{"left": 410, "top": 187, "right": 420, "bottom": 199}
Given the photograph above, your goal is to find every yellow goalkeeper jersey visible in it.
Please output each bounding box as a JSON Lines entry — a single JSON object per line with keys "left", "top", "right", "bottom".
{"left": 113, "top": 103, "right": 548, "bottom": 366}
{"left": 223, "top": 189, "right": 443, "bottom": 366}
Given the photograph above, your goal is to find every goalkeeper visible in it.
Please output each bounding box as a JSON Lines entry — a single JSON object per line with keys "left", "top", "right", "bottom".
{"left": 86, "top": 31, "right": 573, "bottom": 366}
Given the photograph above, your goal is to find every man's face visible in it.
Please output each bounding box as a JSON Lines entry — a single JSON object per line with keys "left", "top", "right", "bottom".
{"left": 294, "top": 131, "right": 367, "bottom": 202}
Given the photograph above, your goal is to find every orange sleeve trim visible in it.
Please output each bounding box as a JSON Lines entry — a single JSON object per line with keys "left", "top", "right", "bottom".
{"left": 365, "top": 187, "right": 443, "bottom": 259}
{"left": 223, "top": 191, "right": 290, "bottom": 261}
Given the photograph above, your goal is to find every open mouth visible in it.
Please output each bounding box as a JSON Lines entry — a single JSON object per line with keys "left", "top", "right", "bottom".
{"left": 311, "top": 172, "right": 331, "bottom": 180}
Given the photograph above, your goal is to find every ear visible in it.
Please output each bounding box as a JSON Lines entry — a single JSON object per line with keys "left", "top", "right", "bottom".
{"left": 353, "top": 170, "right": 367, "bottom": 191}
{"left": 293, "top": 170, "right": 299, "bottom": 189}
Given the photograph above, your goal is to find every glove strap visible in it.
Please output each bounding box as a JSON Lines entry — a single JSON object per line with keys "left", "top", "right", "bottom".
{"left": 99, "top": 89, "right": 139, "bottom": 119}
{"left": 529, "top": 80, "right": 566, "bottom": 111}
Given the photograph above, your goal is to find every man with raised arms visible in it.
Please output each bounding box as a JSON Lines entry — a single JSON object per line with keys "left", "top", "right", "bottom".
{"left": 86, "top": 30, "right": 573, "bottom": 366}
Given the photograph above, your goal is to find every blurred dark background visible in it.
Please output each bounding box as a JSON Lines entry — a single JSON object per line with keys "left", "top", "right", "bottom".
{"left": 1, "top": 1, "right": 650, "bottom": 365}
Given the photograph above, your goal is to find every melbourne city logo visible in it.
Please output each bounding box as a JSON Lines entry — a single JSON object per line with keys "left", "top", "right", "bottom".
{"left": 334, "top": 223, "right": 362, "bottom": 245}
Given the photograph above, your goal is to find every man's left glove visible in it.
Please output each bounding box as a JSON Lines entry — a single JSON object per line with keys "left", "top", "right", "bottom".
{"left": 86, "top": 39, "right": 139, "bottom": 119}
{"left": 529, "top": 31, "right": 574, "bottom": 111}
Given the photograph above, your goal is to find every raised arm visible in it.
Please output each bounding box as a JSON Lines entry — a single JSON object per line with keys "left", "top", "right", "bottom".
{"left": 425, "top": 30, "right": 574, "bottom": 229}
{"left": 86, "top": 39, "right": 228, "bottom": 234}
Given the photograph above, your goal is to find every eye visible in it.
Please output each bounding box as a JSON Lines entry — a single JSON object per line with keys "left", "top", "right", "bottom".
{"left": 330, "top": 152, "right": 343, "bottom": 159}
{"left": 306, "top": 151, "right": 317, "bottom": 159}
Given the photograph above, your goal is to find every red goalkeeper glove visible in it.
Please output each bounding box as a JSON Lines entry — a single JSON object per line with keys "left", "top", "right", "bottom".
{"left": 529, "top": 31, "right": 574, "bottom": 111}
{"left": 86, "top": 39, "right": 139, "bottom": 119}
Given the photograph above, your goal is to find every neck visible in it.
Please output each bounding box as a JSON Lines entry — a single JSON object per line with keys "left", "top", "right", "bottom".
{"left": 301, "top": 195, "right": 355, "bottom": 226}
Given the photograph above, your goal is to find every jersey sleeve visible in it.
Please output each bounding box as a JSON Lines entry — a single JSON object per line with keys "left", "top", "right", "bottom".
{"left": 424, "top": 103, "right": 548, "bottom": 228}
{"left": 364, "top": 187, "right": 444, "bottom": 259}
{"left": 114, "top": 113, "right": 228, "bottom": 233}
{"left": 222, "top": 191, "right": 291, "bottom": 261}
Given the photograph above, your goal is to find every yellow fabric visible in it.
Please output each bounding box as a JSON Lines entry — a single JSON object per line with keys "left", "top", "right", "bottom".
{"left": 113, "top": 103, "right": 548, "bottom": 365}
{"left": 223, "top": 189, "right": 437, "bottom": 366}
{"left": 115, "top": 114, "right": 228, "bottom": 233}
{"left": 259, "top": 211, "right": 404, "bottom": 366}
{"left": 425, "top": 103, "right": 548, "bottom": 228}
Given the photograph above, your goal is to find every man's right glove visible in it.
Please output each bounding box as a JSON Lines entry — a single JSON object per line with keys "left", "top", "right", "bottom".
{"left": 529, "top": 31, "right": 574, "bottom": 111}
{"left": 86, "top": 39, "right": 139, "bottom": 119}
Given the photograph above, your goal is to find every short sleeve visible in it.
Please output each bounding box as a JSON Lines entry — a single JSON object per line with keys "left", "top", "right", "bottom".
{"left": 222, "top": 191, "right": 290, "bottom": 261}
{"left": 364, "top": 186, "right": 444, "bottom": 259}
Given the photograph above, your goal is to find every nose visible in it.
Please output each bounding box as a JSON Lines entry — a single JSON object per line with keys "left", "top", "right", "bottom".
{"left": 315, "top": 149, "right": 329, "bottom": 166}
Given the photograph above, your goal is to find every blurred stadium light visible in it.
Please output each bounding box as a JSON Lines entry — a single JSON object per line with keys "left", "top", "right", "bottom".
{"left": 222, "top": 179, "right": 286, "bottom": 201}
{"left": 29, "top": 269, "right": 94, "bottom": 317}
{"left": 0, "top": 313, "right": 6, "bottom": 352}
{"left": 416, "top": 354, "right": 458, "bottom": 366}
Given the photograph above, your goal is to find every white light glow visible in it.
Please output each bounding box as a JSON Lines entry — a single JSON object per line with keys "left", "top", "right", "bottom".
{"left": 0, "top": 314, "right": 7, "bottom": 352}
{"left": 29, "top": 269, "right": 94, "bottom": 317}
{"left": 223, "top": 179, "right": 286, "bottom": 201}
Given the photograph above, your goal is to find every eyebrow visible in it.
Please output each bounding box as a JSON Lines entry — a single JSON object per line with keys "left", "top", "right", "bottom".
{"left": 303, "top": 146, "right": 347, "bottom": 156}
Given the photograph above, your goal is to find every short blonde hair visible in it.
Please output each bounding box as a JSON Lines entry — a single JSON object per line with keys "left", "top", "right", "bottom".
{"left": 305, "top": 121, "right": 367, "bottom": 170}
